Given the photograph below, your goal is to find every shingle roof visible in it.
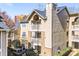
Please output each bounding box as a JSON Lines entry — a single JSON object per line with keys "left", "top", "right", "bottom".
{"left": 0, "top": 22, "right": 9, "bottom": 29}
{"left": 0, "top": 16, "right": 9, "bottom": 30}
{"left": 33, "top": 6, "right": 67, "bottom": 19}
{"left": 34, "top": 9, "right": 46, "bottom": 18}
{"left": 26, "top": 6, "right": 69, "bottom": 31}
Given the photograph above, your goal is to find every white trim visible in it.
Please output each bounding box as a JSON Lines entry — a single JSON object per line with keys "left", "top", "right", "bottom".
{"left": 12, "top": 33, "right": 14, "bottom": 41}
{"left": 0, "top": 29, "right": 10, "bottom": 31}
{"left": 0, "top": 49, "right": 1, "bottom": 56}
{"left": 1, "top": 31, "right": 2, "bottom": 56}
{"left": 0, "top": 49, "right": 1, "bottom": 52}
{"left": 0, "top": 32, "right": 1, "bottom": 56}
{"left": 6, "top": 32, "right": 8, "bottom": 56}
{"left": 26, "top": 10, "right": 45, "bottom": 21}
{"left": 72, "top": 40, "right": 79, "bottom": 42}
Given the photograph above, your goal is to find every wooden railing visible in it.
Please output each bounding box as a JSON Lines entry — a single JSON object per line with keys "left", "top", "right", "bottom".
{"left": 72, "top": 25, "right": 79, "bottom": 29}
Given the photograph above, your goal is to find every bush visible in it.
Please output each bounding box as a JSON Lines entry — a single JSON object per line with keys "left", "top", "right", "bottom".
{"left": 54, "top": 48, "right": 72, "bottom": 56}
{"left": 12, "top": 40, "right": 21, "bottom": 48}
{"left": 26, "top": 48, "right": 37, "bottom": 56}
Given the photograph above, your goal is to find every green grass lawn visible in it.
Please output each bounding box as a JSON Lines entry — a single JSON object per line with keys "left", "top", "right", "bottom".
{"left": 54, "top": 48, "right": 71, "bottom": 56}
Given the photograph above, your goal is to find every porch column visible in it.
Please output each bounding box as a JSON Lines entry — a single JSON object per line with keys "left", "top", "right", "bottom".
{"left": 12, "top": 33, "right": 14, "bottom": 40}
{"left": 6, "top": 31, "right": 8, "bottom": 56}
{"left": 0, "top": 31, "right": 2, "bottom": 56}
{"left": 68, "top": 18, "right": 72, "bottom": 47}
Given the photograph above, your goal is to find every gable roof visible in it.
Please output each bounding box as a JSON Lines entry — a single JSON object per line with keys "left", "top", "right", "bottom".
{"left": 34, "top": 9, "right": 46, "bottom": 19}
{"left": 0, "top": 22, "right": 9, "bottom": 29}
{"left": 27, "top": 6, "right": 69, "bottom": 22}
{"left": 26, "top": 10, "right": 46, "bottom": 22}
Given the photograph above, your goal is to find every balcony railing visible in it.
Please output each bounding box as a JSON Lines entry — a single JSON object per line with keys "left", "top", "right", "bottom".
{"left": 73, "top": 35, "right": 79, "bottom": 39}
{"left": 31, "top": 38, "right": 41, "bottom": 45}
{"left": 30, "top": 24, "right": 41, "bottom": 31}
{"left": 72, "top": 35, "right": 79, "bottom": 42}
{"left": 72, "top": 25, "right": 79, "bottom": 30}
{"left": 31, "top": 24, "right": 39, "bottom": 30}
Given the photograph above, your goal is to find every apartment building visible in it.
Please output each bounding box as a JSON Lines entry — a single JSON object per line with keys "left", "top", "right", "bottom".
{"left": 69, "top": 13, "right": 79, "bottom": 49}
{"left": 20, "top": 3, "right": 69, "bottom": 56}
{"left": 20, "top": 15, "right": 28, "bottom": 47}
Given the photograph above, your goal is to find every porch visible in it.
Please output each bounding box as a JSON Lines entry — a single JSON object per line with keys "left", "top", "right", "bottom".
{"left": 0, "top": 29, "right": 15, "bottom": 56}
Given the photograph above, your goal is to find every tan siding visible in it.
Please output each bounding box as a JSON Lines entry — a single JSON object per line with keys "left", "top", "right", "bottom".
{"left": 39, "top": 32, "right": 52, "bottom": 56}
{"left": 27, "top": 31, "right": 31, "bottom": 48}
{"left": 40, "top": 32, "right": 45, "bottom": 55}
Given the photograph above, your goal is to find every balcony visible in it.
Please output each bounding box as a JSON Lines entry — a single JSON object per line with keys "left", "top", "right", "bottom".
{"left": 72, "top": 35, "right": 79, "bottom": 42}
{"left": 72, "top": 25, "right": 79, "bottom": 31}
{"left": 31, "top": 38, "right": 41, "bottom": 46}
{"left": 31, "top": 24, "right": 39, "bottom": 29}
{"left": 30, "top": 24, "right": 42, "bottom": 31}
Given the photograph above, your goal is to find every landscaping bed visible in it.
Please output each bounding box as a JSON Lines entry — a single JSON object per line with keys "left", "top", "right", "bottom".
{"left": 54, "top": 48, "right": 72, "bottom": 56}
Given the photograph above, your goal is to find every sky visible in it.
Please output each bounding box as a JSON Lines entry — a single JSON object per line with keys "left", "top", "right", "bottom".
{"left": 0, "top": 3, "right": 79, "bottom": 19}
{"left": 58, "top": 3, "right": 79, "bottom": 13}
{"left": 0, "top": 3, "right": 45, "bottom": 19}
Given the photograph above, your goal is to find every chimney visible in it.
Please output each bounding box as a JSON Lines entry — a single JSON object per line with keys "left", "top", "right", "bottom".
{"left": 46, "top": 3, "right": 56, "bottom": 20}
{"left": 45, "top": 3, "right": 57, "bottom": 50}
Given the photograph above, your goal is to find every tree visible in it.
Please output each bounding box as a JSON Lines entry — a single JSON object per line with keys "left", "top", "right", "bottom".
{"left": 12, "top": 40, "right": 21, "bottom": 48}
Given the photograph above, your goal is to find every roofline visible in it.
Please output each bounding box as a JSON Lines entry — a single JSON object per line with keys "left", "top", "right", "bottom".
{"left": 0, "top": 29, "right": 10, "bottom": 31}
{"left": 27, "top": 6, "right": 70, "bottom": 22}
{"left": 20, "top": 22, "right": 28, "bottom": 23}
{"left": 26, "top": 10, "right": 46, "bottom": 22}
{"left": 57, "top": 6, "right": 70, "bottom": 18}
{"left": 69, "top": 13, "right": 79, "bottom": 17}
{"left": 65, "top": 7, "right": 70, "bottom": 18}
{"left": 34, "top": 9, "right": 46, "bottom": 19}
{"left": 26, "top": 11, "right": 34, "bottom": 21}
{"left": 57, "top": 7, "right": 66, "bottom": 13}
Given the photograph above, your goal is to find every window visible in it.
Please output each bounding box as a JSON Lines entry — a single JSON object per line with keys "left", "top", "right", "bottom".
{"left": 66, "top": 31, "right": 68, "bottom": 36}
{"left": 33, "top": 15, "right": 39, "bottom": 21}
{"left": 72, "top": 22, "right": 74, "bottom": 25}
{"left": 22, "top": 32, "right": 26, "bottom": 37}
{"left": 31, "top": 32, "right": 41, "bottom": 38}
{"left": 31, "top": 15, "right": 41, "bottom": 24}
{"left": 72, "top": 31, "right": 75, "bottom": 35}
{"left": 36, "top": 32, "right": 41, "bottom": 38}
{"left": 8, "top": 32, "right": 12, "bottom": 37}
